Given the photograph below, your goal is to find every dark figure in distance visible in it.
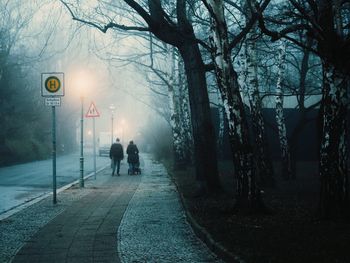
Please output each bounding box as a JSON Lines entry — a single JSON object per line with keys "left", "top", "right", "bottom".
{"left": 110, "top": 138, "right": 124, "bottom": 176}
{"left": 126, "top": 140, "right": 139, "bottom": 174}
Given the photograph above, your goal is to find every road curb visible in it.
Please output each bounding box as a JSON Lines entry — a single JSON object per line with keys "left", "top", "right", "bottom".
{"left": 167, "top": 170, "right": 245, "bottom": 263}
{"left": 0, "top": 165, "right": 109, "bottom": 221}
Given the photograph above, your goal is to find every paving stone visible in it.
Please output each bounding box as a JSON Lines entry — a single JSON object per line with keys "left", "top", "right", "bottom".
{"left": 118, "top": 156, "right": 223, "bottom": 263}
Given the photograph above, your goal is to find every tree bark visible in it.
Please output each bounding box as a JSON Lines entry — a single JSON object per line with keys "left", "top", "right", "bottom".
{"left": 217, "top": 91, "right": 225, "bottom": 159}
{"left": 130, "top": 0, "right": 221, "bottom": 191}
{"left": 245, "top": 26, "right": 275, "bottom": 186}
{"left": 178, "top": 41, "right": 221, "bottom": 192}
{"left": 319, "top": 62, "right": 349, "bottom": 219}
{"left": 207, "top": 0, "right": 265, "bottom": 212}
{"left": 178, "top": 56, "right": 194, "bottom": 164}
{"left": 167, "top": 46, "right": 184, "bottom": 167}
{"left": 275, "top": 41, "right": 292, "bottom": 180}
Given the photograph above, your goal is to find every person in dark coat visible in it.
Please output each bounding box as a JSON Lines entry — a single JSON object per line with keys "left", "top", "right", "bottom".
{"left": 126, "top": 140, "right": 139, "bottom": 172}
{"left": 109, "top": 138, "right": 124, "bottom": 176}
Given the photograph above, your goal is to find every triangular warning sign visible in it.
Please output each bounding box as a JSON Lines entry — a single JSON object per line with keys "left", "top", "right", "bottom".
{"left": 85, "top": 102, "right": 100, "bottom": 118}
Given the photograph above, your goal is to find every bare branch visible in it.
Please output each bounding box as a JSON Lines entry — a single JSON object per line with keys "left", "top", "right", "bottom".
{"left": 60, "top": 0, "right": 150, "bottom": 33}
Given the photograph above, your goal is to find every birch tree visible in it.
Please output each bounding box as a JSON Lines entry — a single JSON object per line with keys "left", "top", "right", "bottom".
{"left": 258, "top": 0, "right": 350, "bottom": 219}
{"left": 166, "top": 45, "right": 187, "bottom": 167}
{"left": 275, "top": 40, "right": 292, "bottom": 180}
{"left": 245, "top": 25, "right": 275, "bottom": 186}
{"left": 203, "top": 0, "right": 270, "bottom": 212}
{"left": 177, "top": 56, "right": 194, "bottom": 164}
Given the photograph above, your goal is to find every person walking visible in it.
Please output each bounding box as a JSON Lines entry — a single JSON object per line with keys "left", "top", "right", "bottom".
{"left": 126, "top": 140, "right": 139, "bottom": 174}
{"left": 109, "top": 138, "right": 124, "bottom": 176}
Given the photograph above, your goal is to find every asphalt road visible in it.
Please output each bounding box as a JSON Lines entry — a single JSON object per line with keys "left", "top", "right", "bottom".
{"left": 0, "top": 150, "right": 111, "bottom": 215}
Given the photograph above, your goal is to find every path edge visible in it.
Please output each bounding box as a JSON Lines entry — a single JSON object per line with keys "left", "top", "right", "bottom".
{"left": 167, "top": 169, "right": 245, "bottom": 263}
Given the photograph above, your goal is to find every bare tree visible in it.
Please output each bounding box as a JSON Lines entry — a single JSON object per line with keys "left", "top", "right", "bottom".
{"left": 275, "top": 40, "right": 292, "bottom": 180}
{"left": 61, "top": 0, "right": 221, "bottom": 192}
{"left": 202, "top": 0, "right": 271, "bottom": 212}
{"left": 257, "top": 0, "right": 350, "bottom": 219}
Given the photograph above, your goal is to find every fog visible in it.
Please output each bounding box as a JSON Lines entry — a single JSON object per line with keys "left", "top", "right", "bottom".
{"left": 0, "top": 0, "right": 170, "bottom": 166}
{"left": 1, "top": 1, "right": 350, "bottom": 261}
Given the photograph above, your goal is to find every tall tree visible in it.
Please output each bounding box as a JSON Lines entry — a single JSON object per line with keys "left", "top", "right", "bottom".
{"left": 202, "top": 0, "right": 270, "bottom": 212}
{"left": 275, "top": 40, "right": 292, "bottom": 180}
{"left": 61, "top": 0, "right": 221, "bottom": 192}
{"left": 258, "top": 0, "right": 350, "bottom": 219}
{"left": 244, "top": 20, "right": 275, "bottom": 186}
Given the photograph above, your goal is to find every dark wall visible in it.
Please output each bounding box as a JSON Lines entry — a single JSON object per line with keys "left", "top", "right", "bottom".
{"left": 211, "top": 107, "right": 321, "bottom": 161}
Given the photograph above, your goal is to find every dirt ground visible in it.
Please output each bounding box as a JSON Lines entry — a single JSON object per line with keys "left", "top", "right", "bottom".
{"left": 166, "top": 160, "right": 350, "bottom": 263}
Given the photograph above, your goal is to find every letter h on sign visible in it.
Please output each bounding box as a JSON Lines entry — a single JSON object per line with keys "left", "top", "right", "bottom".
{"left": 41, "top": 73, "right": 65, "bottom": 97}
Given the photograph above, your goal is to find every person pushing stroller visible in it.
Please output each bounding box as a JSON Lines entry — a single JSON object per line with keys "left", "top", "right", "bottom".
{"left": 126, "top": 140, "right": 140, "bottom": 175}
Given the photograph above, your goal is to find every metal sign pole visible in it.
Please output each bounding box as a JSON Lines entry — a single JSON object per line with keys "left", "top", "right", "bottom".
{"left": 41, "top": 72, "right": 64, "bottom": 202}
{"left": 93, "top": 117, "right": 97, "bottom": 179}
{"left": 52, "top": 106, "right": 57, "bottom": 204}
{"left": 80, "top": 96, "right": 84, "bottom": 188}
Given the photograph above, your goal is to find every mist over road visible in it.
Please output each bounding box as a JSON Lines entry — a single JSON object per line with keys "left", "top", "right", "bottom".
{"left": 0, "top": 151, "right": 110, "bottom": 215}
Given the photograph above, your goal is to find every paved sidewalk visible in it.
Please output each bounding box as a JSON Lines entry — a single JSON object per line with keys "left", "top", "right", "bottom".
{"left": 118, "top": 157, "right": 222, "bottom": 263}
{"left": 12, "top": 167, "right": 140, "bottom": 263}
{"left": 10, "top": 155, "right": 222, "bottom": 263}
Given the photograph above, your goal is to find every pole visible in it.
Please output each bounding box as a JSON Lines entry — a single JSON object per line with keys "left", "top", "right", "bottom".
{"left": 52, "top": 106, "right": 57, "bottom": 204}
{"left": 80, "top": 96, "right": 84, "bottom": 188}
{"left": 93, "top": 117, "right": 96, "bottom": 179}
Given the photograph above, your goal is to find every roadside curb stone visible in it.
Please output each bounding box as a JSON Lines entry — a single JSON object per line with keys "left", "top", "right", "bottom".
{"left": 168, "top": 170, "right": 245, "bottom": 263}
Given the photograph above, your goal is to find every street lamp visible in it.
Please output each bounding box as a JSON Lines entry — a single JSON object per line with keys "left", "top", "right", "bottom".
{"left": 79, "top": 94, "right": 84, "bottom": 187}
{"left": 73, "top": 70, "right": 92, "bottom": 188}
{"left": 109, "top": 104, "right": 115, "bottom": 144}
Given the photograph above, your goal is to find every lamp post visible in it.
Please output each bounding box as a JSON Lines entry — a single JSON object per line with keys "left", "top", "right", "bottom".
{"left": 80, "top": 95, "right": 84, "bottom": 188}
{"left": 109, "top": 104, "right": 115, "bottom": 144}
{"left": 73, "top": 70, "right": 93, "bottom": 188}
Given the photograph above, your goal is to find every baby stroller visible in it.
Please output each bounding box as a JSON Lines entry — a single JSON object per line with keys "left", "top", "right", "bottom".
{"left": 128, "top": 153, "right": 141, "bottom": 175}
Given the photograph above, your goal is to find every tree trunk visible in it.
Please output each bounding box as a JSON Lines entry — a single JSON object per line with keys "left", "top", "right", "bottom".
{"left": 207, "top": 0, "right": 265, "bottom": 213}
{"left": 217, "top": 90, "right": 225, "bottom": 158}
{"left": 275, "top": 41, "right": 292, "bottom": 180}
{"left": 167, "top": 46, "right": 185, "bottom": 167}
{"left": 178, "top": 41, "right": 221, "bottom": 192}
{"left": 245, "top": 27, "right": 275, "bottom": 186}
{"left": 178, "top": 56, "right": 193, "bottom": 164}
{"left": 319, "top": 62, "right": 349, "bottom": 219}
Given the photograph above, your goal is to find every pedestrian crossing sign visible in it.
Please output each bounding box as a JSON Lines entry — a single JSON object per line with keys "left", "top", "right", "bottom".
{"left": 86, "top": 102, "right": 100, "bottom": 118}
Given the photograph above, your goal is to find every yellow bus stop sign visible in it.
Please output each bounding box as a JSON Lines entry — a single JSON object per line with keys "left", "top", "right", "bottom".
{"left": 45, "top": 76, "right": 61, "bottom": 93}
{"left": 41, "top": 73, "right": 64, "bottom": 97}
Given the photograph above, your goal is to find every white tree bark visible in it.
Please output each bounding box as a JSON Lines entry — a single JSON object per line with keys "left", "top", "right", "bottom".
{"left": 319, "top": 62, "right": 349, "bottom": 218}
{"left": 167, "top": 45, "right": 184, "bottom": 166}
{"left": 275, "top": 41, "right": 292, "bottom": 179}
{"left": 178, "top": 55, "right": 193, "bottom": 163}
{"left": 206, "top": 0, "right": 264, "bottom": 211}
{"left": 245, "top": 25, "right": 274, "bottom": 185}
{"left": 217, "top": 90, "right": 225, "bottom": 158}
